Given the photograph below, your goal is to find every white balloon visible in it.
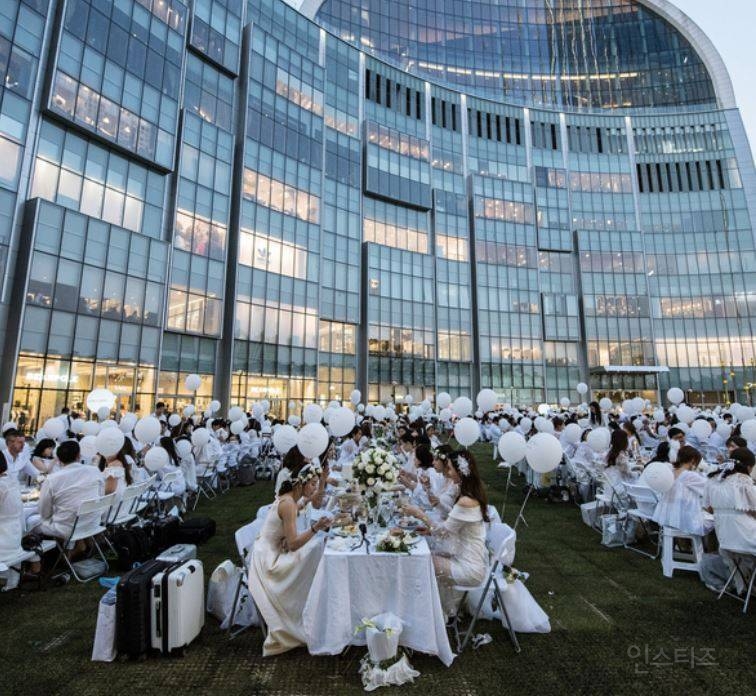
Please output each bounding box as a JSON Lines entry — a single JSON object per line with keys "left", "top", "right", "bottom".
{"left": 356, "top": 404, "right": 365, "bottom": 413}
{"left": 252, "top": 403, "right": 265, "bottom": 419}
{"left": 738, "top": 407, "right": 755, "bottom": 423}
{"left": 526, "top": 432, "right": 562, "bottom": 474}
{"left": 230, "top": 419, "right": 246, "bottom": 435}
{"left": 303, "top": 403, "right": 323, "bottom": 424}
{"left": 329, "top": 406, "right": 355, "bottom": 438}
{"left": 653, "top": 409, "right": 665, "bottom": 423}
{"left": 690, "top": 419, "right": 712, "bottom": 441}
{"left": 519, "top": 417, "right": 533, "bottom": 433}
{"left": 534, "top": 416, "right": 554, "bottom": 434}
{"left": 564, "top": 423, "right": 582, "bottom": 444}
{"left": 632, "top": 397, "right": 645, "bottom": 414}
{"left": 97, "top": 406, "right": 111, "bottom": 421}
{"left": 642, "top": 461, "right": 675, "bottom": 494}
{"left": 297, "top": 422, "right": 329, "bottom": 459}
{"left": 168, "top": 413, "right": 181, "bottom": 428}
{"left": 175, "top": 439, "right": 192, "bottom": 458}
{"left": 741, "top": 419, "right": 756, "bottom": 441}
{"left": 144, "top": 446, "right": 169, "bottom": 473}
{"left": 79, "top": 435, "right": 98, "bottom": 461}
{"left": 183, "top": 404, "right": 195, "bottom": 417}
{"left": 43, "top": 418, "right": 65, "bottom": 439}
{"left": 676, "top": 405, "right": 695, "bottom": 425}
{"left": 599, "top": 397, "right": 613, "bottom": 412}
{"left": 715, "top": 422, "right": 732, "bottom": 440}
{"left": 587, "top": 428, "right": 611, "bottom": 453}
{"left": 86, "top": 388, "right": 116, "bottom": 414}
{"left": 658, "top": 425, "right": 668, "bottom": 438}
{"left": 70, "top": 418, "right": 85, "bottom": 435}
{"left": 191, "top": 427, "right": 210, "bottom": 447}
{"left": 439, "top": 408, "right": 452, "bottom": 423}
{"left": 577, "top": 418, "right": 590, "bottom": 429}
{"left": 677, "top": 422, "right": 690, "bottom": 435}
{"left": 185, "top": 373, "right": 201, "bottom": 392}
{"left": 323, "top": 407, "right": 334, "bottom": 425}
{"left": 229, "top": 406, "right": 246, "bottom": 422}
{"left": 537, "top": 403, "right": 550, "bottom": 416}
{"left": 288, "top": 415, "right": 301, "bottom": 427}
{"left": 437, "top": 392, "right": 452, "bottom": 410}
{"left": 559, "top": 397, "right": 571, "bottom": 409}
{"left": 271, "top": 424, "right": 298, "bottom": 454}
{"left": 350, "top": 390, "right": 361, "bottom": 405}
{"left": 208, "top": 400, "right": 220, "bottom": 414}
{"left": 420, "top": 399, "right": 432, "bottom": 413}
{"left": 82, "top": 420, "right": 101, "bottom": 436}
{"left": 576, "top": 382, "right": 588, "bottom": 395}
{"left": 373, "top": 405, "right": 387, "bottom": 421}
{"left": 95, "top": 428, "right": 124, "bottom": 457}
{"left": 100, "top": 420, "right": 118, "bottom": 429}
{"left": 454, "top": 417, "right": 480, "bottom": 447}
{"left": 498, "top": 431, "right": 527, "bottom": 463}
{"left": 134, "top": 416, "right": 161, "bottom": 444}
{"left": 451, "top": 396, "right": 473, "bottom": 418}
{"left": 476, "top": 388, "right": 498, "bottom": 414}
{"left": 120, "top": 413, "right": 138, "bottom": 433}
{"left": 403, "top": 394, "right": 414, "bottom": 405}
{"left": 667, "top": 387, "right": 684, "bottom": 405}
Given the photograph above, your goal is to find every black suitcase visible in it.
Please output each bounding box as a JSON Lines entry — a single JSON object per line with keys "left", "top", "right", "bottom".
{"left": 152, "top": 516, "right": 180, "bottom": 554}
{"left": 113, "top": 525, "right": 152, "bottom": 571}
{"left": 175, "top": 517, "right": 216, "bottom": 544}
{"left": 116, "top": 559, "right": 168, "bottom": 658}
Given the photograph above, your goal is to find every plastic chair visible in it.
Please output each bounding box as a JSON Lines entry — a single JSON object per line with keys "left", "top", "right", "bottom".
{"left": 623, "top": 483, "right": 661, "bottom": 559}
{"left": 450, "top": 522, "right": 520, "bottom": 654}
{"left": 228, "top": 518, "right": 266, "bottom": 638}
{"left": 717, "top": 547, "right": 755, "bottom": 614}
{"left": 109, "top": 477, "right": 156, "bottom": 527}
{"left": 51, "top": 493, "right": 117, "bottom": 583}
{"left": 660, "top": 527, "right": 704, "bottom": 578}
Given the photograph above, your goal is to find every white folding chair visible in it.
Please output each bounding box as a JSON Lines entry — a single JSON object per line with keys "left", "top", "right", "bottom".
{"left": 0, "top": 541, "right": 56, "bottom": 591}
{"left": 228, "top": 518, "right": 266, "bottom": 638}
{"left": 108, "top": 477, "right": 155, "bottom": 527}
{"left": 194, "top": 459, "right": 219, "bottom": 509}
{"left": 623, "top": 483, "right": 661, "bottom": 559}
{"left": 155, "top": 470, "right": 182, "bottom": 509}
{"left": 660, "top": 527, "right": 704, "bottom": 578}
{"left": 51, "top": 493, "right": 117, "bottom": 583}
{"left": 450, "top": 522, "right": 520, "bottom": 654}
{"left": 716, "top": 547, "right": 755, "bottom": 614}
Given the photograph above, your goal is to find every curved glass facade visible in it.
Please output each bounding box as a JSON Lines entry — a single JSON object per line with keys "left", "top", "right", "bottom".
{"left": 316, "top": 0, "right": 717, "bottom": 109}
{"left": 0, "top": 0, "right": 753, "bottom": 429}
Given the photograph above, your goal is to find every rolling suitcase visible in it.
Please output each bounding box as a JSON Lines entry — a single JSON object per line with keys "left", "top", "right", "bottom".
{"left": 116, "top": 559, "right": 168, "bottom": 658}
{"left": 156, "top": 543, "right": 197, "bottom": 563}
{"left": 151, "top": 560, "right": 205, "bottom": 655}
{"left": 153, "top": 516, "right": 180, "bottom": 553}
{"left": 175, "top": 517, "right": 216, "bottom": 544}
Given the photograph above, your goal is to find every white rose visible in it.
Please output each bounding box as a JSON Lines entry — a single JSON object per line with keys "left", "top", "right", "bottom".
{"left": 367, "top": 477, "right": 375, "bottom": 486}
{"left": 366, "top": 464, "right": 375, "bottom": 474}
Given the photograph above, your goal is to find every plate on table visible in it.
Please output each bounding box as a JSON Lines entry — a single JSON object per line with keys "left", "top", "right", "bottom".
{"left": 396, "top": 516, "right": 420, "bottom": 531}
{"left": 333, "top": 524, "right": 359, "bottom": 537}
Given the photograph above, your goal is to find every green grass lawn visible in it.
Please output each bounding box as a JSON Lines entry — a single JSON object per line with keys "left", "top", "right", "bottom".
{"left": 2, "top": 443, "right": 755, "bottom": 695}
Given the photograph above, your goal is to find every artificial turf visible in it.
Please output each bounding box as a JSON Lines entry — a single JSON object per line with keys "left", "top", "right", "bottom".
{"left": 2, "top": 443, "right": 755, "bottom": 695}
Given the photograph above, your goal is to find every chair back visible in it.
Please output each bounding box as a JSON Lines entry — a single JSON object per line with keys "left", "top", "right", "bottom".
{"left": 159, "top": 469, "right": 181, "bottom": 487}
{"left": 487, "top": 522, "right": 516, "bottom": 567}
{"left": 131, "top": 475, "right": 157, "bottom": 514}
{"left": 235, "top": 518, "right": 265, "bottom": 563}
{"left": 70, "top": 493, "right": 118, "bottom": 542}
{"left": 624, "top": 483, "right": 659, "bottom": 516}
{"left": 256, "top": 503, "right": 272, "bottom": 520}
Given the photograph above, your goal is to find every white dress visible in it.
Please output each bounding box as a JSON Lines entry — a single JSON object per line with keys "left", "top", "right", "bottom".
{"left": 653, "top": 470, "right": 714, "bottom": 535}
{"left": 102, "top": 466, "right": 127, "bottom": 495}
{"left": 703, "top": 474, "right": 756, "bottom": 554}
{"left": 249, "top": 497, "right": 325, "bottom": 656}
{"left": 0, "top": 476, "right": 23, "bottom": 563}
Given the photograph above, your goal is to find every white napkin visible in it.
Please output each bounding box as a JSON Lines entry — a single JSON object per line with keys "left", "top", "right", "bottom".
{"left": 328, "top": 536, "right": 354, "bottom": 552}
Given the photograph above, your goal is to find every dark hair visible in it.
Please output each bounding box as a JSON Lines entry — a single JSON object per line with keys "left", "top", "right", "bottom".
{"left": 668, "top": 427, "right": 684, "bottom": 439}
{"left": 97, "top": 449, "right": 133, "bottom": 485}
{"left": 434, "top": 443, "right": 454, "bottom": 462}
{"left": 709, "top": 447, "right": 756, "bottom": 479}
{"left": 349, "top": 425, "right": 361, "bottom": 438}
{"left": 726, "top": 435, "right": 747, "bottom": 449}
{"left": 3, "top": 428, "right": 22, "bottom": 441}
{"left": 279, "top": 447, "right": 307, "bottom": 495}
{"left": 32, "top": 438, "right": 56, "bottom": 458}
{"left": 120, "top": 437, "right": 136, "bottom": 459}
{"left": 451, "top": 451, "right": 489, "bottom": 522}
{"left": 622, "top": 420, "right": 641, "bottom": 445}
{"left": 155, "top": 402, "right": 165, "bottom": 409}
{"left": 674, "top": 445, "right": 701, "bottom": 469}
{"left": 606, "top": 429, "right": 629, "bottom": 468}
{"left": 57, "top": 440, "right": 80, "bottom": 465}
{"left": 651, "top": 441, "right": 671, "bottom": 463}
{"left": 415, "top": 444, "right": 433, "bottom": 469}
{"left": 589, "top": 401, "right": 601, "bottom": 425}
{"left": 399, "top": 432, "right": 415, "bottom": 445}
{"left": 160, "top": 436, "right": 180, "bottom": 466}
{"left": 0, "top": 456, "right": 6, "bottom": 475}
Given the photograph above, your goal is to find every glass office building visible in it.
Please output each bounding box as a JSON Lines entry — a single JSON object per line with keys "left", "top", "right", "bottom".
{"left": 0, "top": 0, "right": 754, "bottom": 431}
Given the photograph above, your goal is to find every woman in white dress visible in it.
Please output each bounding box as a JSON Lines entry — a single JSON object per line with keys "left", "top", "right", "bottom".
{"left": 703, "top": 448, "right": 756, "bottom": 591}
{"left": 30, "top": 439, "right": 57, "bottom": 475}
{"left": 403, "top": 451, "right": 488, "bottom": 615}
{"left": 603, "top": 429, "right": 638, "bottom": 490}
{"left": 97, "top": 450, "right": 132, "bottom": 495}
{"left": 0, "top": 457, "right": 24, "bottom": 564}
{"left": 250, "top": 462, "right": 331, "bottom": 656}
{"left": 653, "top": 445, "right": 714, "bottom": 536}
{"left": 175, "top": 437, "right": 197, "bottom": 492}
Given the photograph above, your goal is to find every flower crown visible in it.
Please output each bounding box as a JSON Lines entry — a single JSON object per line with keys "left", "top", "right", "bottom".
{"left": 297, "top": 463, "right": 321, "bottom": 484}
{"left": 457, "top": 455, "right": 471, "bottom": 477}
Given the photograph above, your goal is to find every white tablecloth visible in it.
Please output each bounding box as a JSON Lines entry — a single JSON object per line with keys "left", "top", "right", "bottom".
{"left": 302, "top": 535, "right": 455, "bottom": 666}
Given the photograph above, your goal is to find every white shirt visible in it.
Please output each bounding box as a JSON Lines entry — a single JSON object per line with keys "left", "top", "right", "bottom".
{"left": 36, "top": 463, "right": 104, "bottom": 539}
{"left": 1, "top": 448, "right": 35, "bottom": 485}
{"left": 0, "top": 475, "right": 23, "bottom": 562}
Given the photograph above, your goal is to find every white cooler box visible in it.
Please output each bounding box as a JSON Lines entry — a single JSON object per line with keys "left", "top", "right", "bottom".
{"left": 151, "top": 559, "right": 205, "bottom": 655}
{"left": 156, "top": 544, "right": 197, "bottom": 563}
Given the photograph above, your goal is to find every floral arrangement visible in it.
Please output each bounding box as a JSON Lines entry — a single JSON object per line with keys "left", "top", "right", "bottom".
{"left": 375, "top": 531, "right": 415, "bottom": 554}
{"left": 353, "top": 446, "right": 399, "bottom": 492}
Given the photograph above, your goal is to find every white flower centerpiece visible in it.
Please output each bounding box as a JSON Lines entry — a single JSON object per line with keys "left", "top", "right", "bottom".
{"left": 352, "top": 446, "right": 400, "bottom": 508}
